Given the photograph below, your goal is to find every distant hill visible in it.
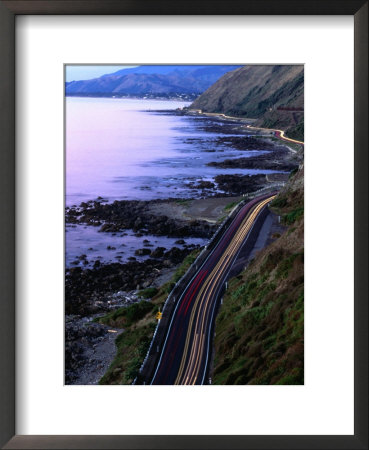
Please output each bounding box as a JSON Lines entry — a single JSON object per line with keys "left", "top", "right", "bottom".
{"left": 65, "top": 65, "right": 242, "bottom": 98}
{"left": 191, "top": 65, "right": 304, "bottom": 140}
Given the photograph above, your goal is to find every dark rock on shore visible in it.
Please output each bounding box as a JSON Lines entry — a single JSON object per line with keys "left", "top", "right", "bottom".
{"left": 214, "top": 174, "right": 267, "bottom": 195}
{"left": 207, "top": 135, "right": 300, "bottom": 172}
{"left": 163, "top": 247, "right": 187, "bottom": 264}
{"left": 150, "top": 246, "right": 166, "bottom": 258}
{"left": 65, "top": 313, "right": 129, "bottom": 385}
{"left": 65, "top": 243, "right": 199, "bottom": 383}
{"left": 65, "top": 247, "right": 195, "bottom": 316}
{"left": 186, "top": 180, "right": 216, "bottom": 190}
{"left": 180, "top": 114, "right": 301, "bottom": 173}
{"left": 214, "top": 135, "right": 276, "bottom": 151}
{"left": 65, "top": 318, "right": 107, "bottom": 384}
{"left": 66, "top": 198, "right": 216, "bottom": 239}
{"left": 209, "top": 155, "right": 298, "bottom": 172}
{"left": 135, "top": 248, "right": 152, "bottom": 256}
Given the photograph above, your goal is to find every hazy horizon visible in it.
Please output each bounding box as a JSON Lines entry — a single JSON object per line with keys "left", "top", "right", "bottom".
{"left": 66, "top": 65, "right": 138, "bottom": 82}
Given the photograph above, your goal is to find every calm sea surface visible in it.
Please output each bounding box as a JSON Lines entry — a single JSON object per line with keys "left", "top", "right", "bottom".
{"left": 66, "top": 97, "right": 272, "bottom": 206}
{"left": 66, "top": 97, "right": 275, "bottom": 267}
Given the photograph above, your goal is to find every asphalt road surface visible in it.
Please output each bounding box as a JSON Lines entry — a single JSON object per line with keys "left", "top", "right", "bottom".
{"left": 150, "top": 193, "right": 276, "bottom": 385}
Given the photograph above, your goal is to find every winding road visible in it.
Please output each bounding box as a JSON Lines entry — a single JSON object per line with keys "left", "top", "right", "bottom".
{"left": 270, "top": 129, "right": 304, "bottom": 146}
{"left": 188, "top": 109, "right": 304, "bottom": 146}
{"left": 246, "top": 125, "right": 304, "bottom": 146}
{"left": 150, "top": 193, "right": 275, "bottom": 385}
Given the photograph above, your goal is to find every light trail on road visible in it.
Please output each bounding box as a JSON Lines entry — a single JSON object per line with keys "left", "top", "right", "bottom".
{"left": 246, "top": 124, "right": 304, "bottom": 146}
{"left": 150, "top": 193, "right": 275, "bottom": 385}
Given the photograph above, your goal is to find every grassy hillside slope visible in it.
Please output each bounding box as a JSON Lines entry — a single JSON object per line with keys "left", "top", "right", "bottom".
{"left": 191, "top": 65, "right": 304, "bottom": 141}
{"left": 212, "top": 166, "right": 304, "bottom": 384}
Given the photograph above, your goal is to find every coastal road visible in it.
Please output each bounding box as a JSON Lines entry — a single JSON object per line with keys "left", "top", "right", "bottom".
{"left": 150, "top": 193, "right": 275, "bottom": 385}
{"left": 188, "top": 109, "right": 304, "bottom": 146}
{"left": 273, "top": 129, "right": 304, "bottom": 146}
{"left": 246, "top": 124, "right": 304, "bottom": 146}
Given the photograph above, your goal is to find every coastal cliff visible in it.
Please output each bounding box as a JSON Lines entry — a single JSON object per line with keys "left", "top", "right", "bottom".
{"left": 191, "top": 65, "right": 304, "bottom": 141}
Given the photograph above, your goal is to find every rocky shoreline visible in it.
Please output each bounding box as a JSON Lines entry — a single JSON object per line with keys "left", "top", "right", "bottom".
{"left": 65, "top": 244, "right": 199, "bottom": 383}
{"left": 65, "top": 112, "right": 302, "bottom": 385}
{"left": 160, "top": 109, "right": 302, "bottom": 170}
{"left": 65, "top": 315, "right": 122, "bottom": 385}
{"left": 66, "top": 246, "right": 196, "bottom": 316}
{"left": 209, "top": 154, "right": 297, "bottom": 172}
{"left": 66, "top": 198, "right": 217, "bottom": 238}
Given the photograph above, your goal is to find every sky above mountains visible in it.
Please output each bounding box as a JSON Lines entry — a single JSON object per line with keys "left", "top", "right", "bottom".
{"left": 65, "top": 65, "right": 243, "bottom": 97}
{"left": 65, "top": 65, "right": 242, "bottom": 83}
{"left": 66, "top": 65, "right": 138, "bottom": 82}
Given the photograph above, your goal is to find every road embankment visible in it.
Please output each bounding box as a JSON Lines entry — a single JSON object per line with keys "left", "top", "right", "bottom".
{"left": 212, "top": 166, "right": 304, "bottom": 385}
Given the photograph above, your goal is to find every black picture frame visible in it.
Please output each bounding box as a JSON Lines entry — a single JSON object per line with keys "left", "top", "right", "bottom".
{"left": 0, "top": 1, "right": 367, "bottom": 449}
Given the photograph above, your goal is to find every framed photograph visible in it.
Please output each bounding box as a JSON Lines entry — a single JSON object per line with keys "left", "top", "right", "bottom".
{"left": 0, "top": 1, "right": 367, "bottom": 449}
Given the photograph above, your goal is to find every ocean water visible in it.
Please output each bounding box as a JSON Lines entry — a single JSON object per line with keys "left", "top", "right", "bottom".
{"left": 65, "top": 97, "right": 276, "bottom": 267}
{"left": 66, "top": 97, "right": 272, "bottom": 206}
{"left": 65, "top": 224, "right": 206, "bottom": 268}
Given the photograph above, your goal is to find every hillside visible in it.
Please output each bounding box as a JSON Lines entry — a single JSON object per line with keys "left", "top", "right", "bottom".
{"left": 212, "top": 165, "right": 304, "bottom": 384}
{"left": 191, "top": 65, "right": 304, "bottom": 140}
{"left": 65, "top": 65, "right": 241, "bottom": 98}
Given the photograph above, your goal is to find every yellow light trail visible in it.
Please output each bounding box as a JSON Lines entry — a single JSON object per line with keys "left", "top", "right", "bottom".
{"left": 185, "top": 198, "right": 272, "bottom": 385}
{"left": 174, "top": 195, "right": 275, "bottom": 384}
{"left": 246, "top": 125, "right": 304, "bottom": 145}
{"left": 190, "top": 110, "right": 304, "bottom": 146}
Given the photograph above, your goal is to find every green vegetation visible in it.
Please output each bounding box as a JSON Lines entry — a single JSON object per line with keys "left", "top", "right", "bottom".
{"left": 224, "top": 200, "right": 241, "bottom": 212}
{"left": 286, "top": 119, "right": 304, "bottom": 142}
{"left": 283, "top": 207, "right": 304, "bottom": 225}
{"left": 96, "top": 248, "right": 201, "bottom": 384}
{"left": 271, "top": 196, "right": 288, "bottom": 208}
{"left": 163, "top": 250, "right": 202, "bottom": 294}
{"left": 139, "top": 287, "right": 159, "bottom": 299}
{"left": 217, "top": 214, "right": 228, "bottom": 224}
{"left": 212, "top": 168, "right": 304, "bottom": 385}
{"left": 172, "top": 251, "right": 201, "bottom": 283}
{"left": 270, "top": 175, "right": 304, "bottom": 226}
{"left": 191, "top": 65, "right": 303, "bottom": 137}
{"left": 99, "top": 323, "right": 156, "bottom": 385}
{"left": 231, "top": 72, "right": 304, "bottom": 119}
{"left": 97, "top": 300, "right": 156, "bottom": 328}
{"left": 97, "top": 165, "right": 305, "bottom": 385}
{"left": 213, "top": 245, "right": 304, "bottom": 385}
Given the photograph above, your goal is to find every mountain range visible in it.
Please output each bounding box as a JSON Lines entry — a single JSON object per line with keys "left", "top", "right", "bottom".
{"left": 65, "top": 65, "right": 242, "bottom": 97}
